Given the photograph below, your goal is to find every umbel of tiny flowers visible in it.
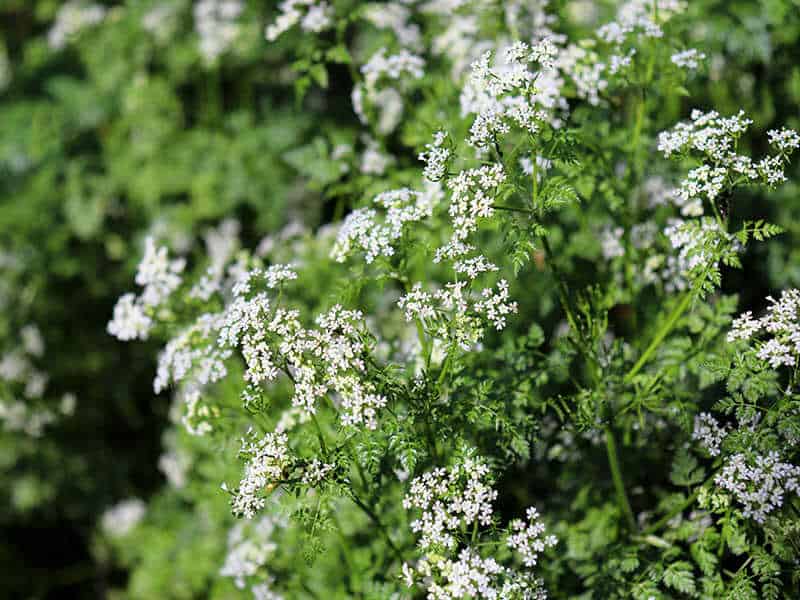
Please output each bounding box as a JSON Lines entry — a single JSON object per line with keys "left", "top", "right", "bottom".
{"left": 727, "top": 289, "right": 800, "bottom": 371}
{"left": 107, "top": 237, "right": 185, "bottom": 341}
{"left": 714, "top": 451, "right": 800, "bottom": 523}
{"left": 401, "top": 454, "right": 556, "bottom": 599}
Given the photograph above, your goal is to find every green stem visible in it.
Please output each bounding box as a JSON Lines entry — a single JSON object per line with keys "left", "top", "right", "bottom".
{"left": 605, "top": 425, "right": 637, "bottom": 531}
{"left": 539, "top": 235, "right": 580, "bottom": 335}
{"left": 624, "top": 288, "right": 694, "bottom": 383}
{"left": 350, "top": 493, "right": 405, "bottom": 563}
{"left": 643, "top": 470, "right": 717, "bottom": 535}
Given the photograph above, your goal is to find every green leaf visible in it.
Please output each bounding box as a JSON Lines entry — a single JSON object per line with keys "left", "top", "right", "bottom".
{"left": 663, "top": 561, "right": 696, "bottom": 595}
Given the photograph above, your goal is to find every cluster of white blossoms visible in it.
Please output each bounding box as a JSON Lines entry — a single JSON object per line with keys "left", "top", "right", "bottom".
{"left": 194, "top": 0, "right": 243, "bottom": 63}
{"left": 228, "top": 430, "right": 292, "bottom": 519}
{"left": 715, "top": 452, "right": 800, "bottom": 523}
{"left": 727, "top": 289, "right": 800, "bottom": 369}
{"left": 353, "top": 48, "right": 425, "bottom": 134}
{"left": 0, "top": 325, "right": 75, "bottom": 437}
{"left": 403, "top": 457, "right": 498, "bottom": 551}
{"left": 600, "top": 226, "right": 625, "bottom": 260}
{"left": 658, "top": 110, "right": 799, "bottom": 200}
{"left": 219, "top": 269, "right": 387, "bottom": 429}
{"left": 446, "top": 164, "right": 506, "bottom": 242}
{"left": 597, "top": 0, "right": 685, "bottom": 44}
{"left": 363, "top": 3, "right": 422, "bottom": 50}
{"left": 402, "top": 456, "right": 555, "bottom": 599}
{"left": 220, "top": 515, "right": 282, "bottom": 590}
{"left": 767, "top": 128, "right": 800, "bottom": 153}
{"left": 407, "top": 548, "right": 548, "bottom": 600}
{"left": 506, "top": 507, "right": 558, "bottom": 568}
{"left": 331, "top": 187, "right": 441, "bottom": 264}
{"left": 671, "top": 48, "right": 706, "bottom": 70}
{"left": 265, "top": 0, "right": 333, "bottom": 42}
{"left": 141, "top": 2, "right": 181, "bottom": 41}
{"left": 100, "top": 498, "right": 146, "bottom": 538}
{"left": 154, "top": 312, "right": 230, "bottom": 395}
{"left": 692, "top": 412, "right": 727, "bottom": 457}
{"left": 463, "top": 41, "right": 557, "bottom": 148}
{"left": 47, "top": 0, "right": 106, "bottom": 50}
{"left": 361, "top": 48, "right": 426, "bottom": 89}
{"left": 108, "top": 237, "right": 185, "bottom": 341}
{"left": 300, "top": 459, "right": 335, "bottom": 486}
{"left": 419, "top": 131, "right": 452, "bottom": 182}
{"left": 112, "top": 238, "right": 389, "bottom": 434}
{"left": 661, "top": 217, "right": 738, "bottom": 291}
{"left": 360, "top": 136, "right": 394, "bottom": 175}
{"left": 399, "top": 276, "right": 518, "bottom": 351}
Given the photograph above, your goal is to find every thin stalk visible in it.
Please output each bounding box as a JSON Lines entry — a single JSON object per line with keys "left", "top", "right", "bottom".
{"left": 539, "top": 235, "right": 580, "bottom": 335}
{"left": 605, "top": 425, "right": 637, "bottom": 531}
{"left": 643, "top": 470, "right": 718, "bottom": 535}
{"left": 350, "top": 493, "right": 405, "bottom": 563}
{"left": 624, "top": 287, "right": 694, "bottom": 383}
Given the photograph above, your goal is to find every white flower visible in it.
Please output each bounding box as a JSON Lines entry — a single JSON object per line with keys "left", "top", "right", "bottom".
{"left": 600, "top": 226, "right": 625, "bottom": 259}
{"left": 767, "top": 128, "right": 800, "bottom": 153}
{"left": 361, "top": 48, "right": 425, "bottom": 89}
{"left": 47, "top": 1, "right": 105, "bottom": 50}
{"left": 107, "top": 293, "right": 153, "bottom": 341}
{"left": 230, "top": 430, "right": 291, "bottom": 519}
{"left": 135, "top": 237, "right": 185, "bottom": 307}
{"left": 715, "top": 452, "right": 800, "bottom": 523}
{"left": 726, "top": 289, "right": 800, "bottom": 369}
{"left": 101, "top": 498, "right": 146, "bottom": 537}
{"left": 507, "top": 507, "right": 558, "bottom": 567}
{"left": 446, "top": 164, "right": 506, "bottom": 241}
{"left": 403, "top": 456, "right": 497, "bottom": 552}
{"left": 265, "top": 0, "right": 333, "bottom": 41}
{"left": 692, "top": 413, "right": 727, "bottom": 456}
{"left": 419, "top": 131, "right": 451, "bottom": 181}
{"left": 20, "top": 324, "right": 45, "bottom": 357}
{"left": 194, "top": 0, "right": 244, "bottom": 63}
{"left": 301, "top": 459, "right": 335, "bottom": 485}
{"left": 671, "top": 48, "right": 706, "bottom": 70}
{"left": 264, "top": 264, "right": 298, "bottom": 289}
{"left": 220, "top": 515, "right": 283, "bottom": 589}
{"left": 332, "top": 188, "right": 437, "bottom": 264}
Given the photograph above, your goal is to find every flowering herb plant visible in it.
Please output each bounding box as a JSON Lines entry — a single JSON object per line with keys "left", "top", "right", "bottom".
{"left": 3, "top": 0, "right": 800, "bottom": 598}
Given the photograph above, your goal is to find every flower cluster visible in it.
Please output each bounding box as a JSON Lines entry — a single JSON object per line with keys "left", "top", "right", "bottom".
{"left": 727, "top": 289, "right": 800, "bottom": 369}
{"left": 108, "top": 237, "right": 185, "bottom": 341}
{"left": 671, "top": 48, "right": 706, "bottom": 70}
{"left": 100, "top": 498, "right": 146, "bottom": 538}
{"left": 227, "top": 430, "right": 292, "bottom": 519}
{"left": 220, "top": 515, "right": 282, "bottom": 589}
{"left": 403, "top": 456, "right": 498, "bottom": 551}
{"left": 194, "top": 0, "right": 243, "bottom": 63}
{"left": 658, "top": 110, "right": 798, "bottom": 208}
{"left": 0, "top": 325, "right": 74, "bottom": 437}
{"left": 407, "top": 548, "right": 548, "bottom": 600}
{"left": 265, "top": 0, "right": 334, "bottom": 42}
{"left": 506, "top": 507, "right": 558, "bottom": 568}
{"left": 331, "top": 187, "right": 440, "bottom": 264}
{"left": 446, "top": 164, "right": 506, "bottom": 242}
{"left": 402, "top": 456, "right": 554, "bottom": 599}
{"left": 692, "top": 412, "right": 727, "bottom": 457}
{"left": 463, "top": 41, "right": 557, "bottom": 148}
{"left": 715, "top": 452, "right": 800, "bottom": 523}
{"left": 597, "top": 0, "right": 685, "bottom": 45}
{"left": 419, "top": 131, "right": 452, "bottom": 182}
{"left": 47, "top": 1, "right": 105, "bottom": 50}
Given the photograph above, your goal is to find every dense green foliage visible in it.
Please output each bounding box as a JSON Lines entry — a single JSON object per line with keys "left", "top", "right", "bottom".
{"left": 2, "top": 1, "right": 800, "bottom": 599}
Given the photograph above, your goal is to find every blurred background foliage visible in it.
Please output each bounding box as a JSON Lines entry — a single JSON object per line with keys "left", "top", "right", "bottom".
{"left": 0, "top": 0, "right": 798, "bottom": 598}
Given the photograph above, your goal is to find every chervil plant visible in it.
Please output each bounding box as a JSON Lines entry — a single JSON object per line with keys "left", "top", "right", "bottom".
{"left": 4, "top": 0, "right": 800, "bottom": 598}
